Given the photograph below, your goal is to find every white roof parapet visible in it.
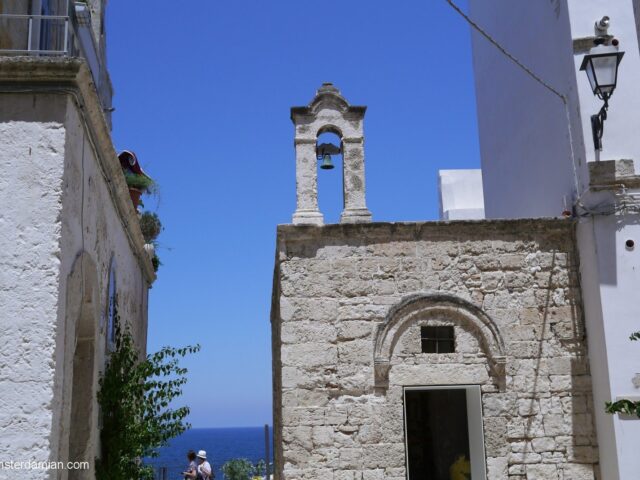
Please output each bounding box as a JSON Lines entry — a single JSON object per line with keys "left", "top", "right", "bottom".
{"left": 438, "top": 169, "right": 485, "bottom": 221}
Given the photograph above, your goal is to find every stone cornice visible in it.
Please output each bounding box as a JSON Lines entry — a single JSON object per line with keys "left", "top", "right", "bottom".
{"left": 291, "top": 104, "right": 367, "bottom": 118}
{"left": 293, "top": 136, "right": 363, "bottom": 145}
{"left": 293, "top": 138, "right": 317, "bottom": 145}
{"left": 0, "top": 57, "right": 156, "bottom": 284}
{"left": 290, "top": 83, "right": 367, "bottom": 121}
{"left": 277, "top": 218, "right": 575, "bottom": 243}
{"left": 588, "top": 159, "right": 640, "bottom": 190}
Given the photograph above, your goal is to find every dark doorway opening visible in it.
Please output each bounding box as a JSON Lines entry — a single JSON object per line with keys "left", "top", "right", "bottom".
{"left": 405, "top": 388, "right": 471, "bottom": 479}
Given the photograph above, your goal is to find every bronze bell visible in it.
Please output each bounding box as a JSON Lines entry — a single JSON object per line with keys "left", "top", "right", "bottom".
{"left": 320, "top": 153, "right": 335, "bottom": 170}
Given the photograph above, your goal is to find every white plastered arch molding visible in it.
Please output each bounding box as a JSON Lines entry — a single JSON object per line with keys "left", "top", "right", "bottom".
{"left": 373, "top": 293, "right": 507, "bottom": 391}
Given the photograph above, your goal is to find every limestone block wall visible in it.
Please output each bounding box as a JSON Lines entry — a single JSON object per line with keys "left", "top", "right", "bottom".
{"left": 271, "top": 220, "right": 598, "bottom": 480}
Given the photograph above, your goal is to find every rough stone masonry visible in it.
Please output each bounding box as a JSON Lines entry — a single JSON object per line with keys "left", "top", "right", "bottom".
{"left": 271, "top": 219, "right": 598, "bottom": 480}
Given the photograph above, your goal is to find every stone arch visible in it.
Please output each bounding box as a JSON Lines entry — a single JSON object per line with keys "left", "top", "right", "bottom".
{"left": 316, "top": 124, "right": 343, "bottom": 138}
{"left": 373, "top": 293, "right": 507, "bottom": 391}
{"left": 308, "top": 89, "right": 350, "bottom": 114}
{"left": 59, "top": 251, "right": 100, "bottom": 479}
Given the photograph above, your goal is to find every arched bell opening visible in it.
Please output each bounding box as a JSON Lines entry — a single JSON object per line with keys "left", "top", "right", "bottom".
{"left": 316, "top": 127, "right": 344, "bottom": 224}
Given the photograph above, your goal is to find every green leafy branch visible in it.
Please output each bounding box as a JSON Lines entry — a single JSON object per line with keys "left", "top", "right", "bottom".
{"left": 606, "top": 399, "right": 640, "bottom": 417}
{"left": 96, "top": 317, "right": 200, "bottom": 480}
{"left": 605, "top": 331, "right": 640, "bottom": 419}
{"left": 221, "top": 458, "right": 268, "bottom": 480}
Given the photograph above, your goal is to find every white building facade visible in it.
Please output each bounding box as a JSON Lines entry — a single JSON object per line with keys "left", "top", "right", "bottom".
{"left": 468, "top": 0, "right": 640, "bottom": 478}
{"left": 0, "top": 2, "right": 154, "bottom": 478}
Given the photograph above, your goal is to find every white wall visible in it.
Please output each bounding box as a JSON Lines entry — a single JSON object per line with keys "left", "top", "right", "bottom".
{"left": 471, "top": 0, "right": 640, "bottom": 218}
{"left": 0, "top": 94, "right": 67, "bottom": 470}
{"left": 53, "top": 95, "right": 149, "bottom": 475}
{"left": 470, "top": 0, "right": 588, "bottom": 219}
{"left": 578, "top": 213, "right": 640, "bottom": 479}
{"left": 576, "top": 218, "right": 618, "bottom": 479}
{"left": 568, "top": 0, "right": 640, "bottom": 167}
{"left": 0, "top": 92, "right": 149, "bottom": 477}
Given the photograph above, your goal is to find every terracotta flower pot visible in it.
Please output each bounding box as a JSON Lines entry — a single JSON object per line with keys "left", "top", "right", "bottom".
{"left": 128, "top": 187, "right": 142, "bottom": 209}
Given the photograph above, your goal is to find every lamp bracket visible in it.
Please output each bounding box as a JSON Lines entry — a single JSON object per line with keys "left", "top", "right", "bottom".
{"left": 572, "top": 35, "right": 613, "bottom": 54}
{"left": 591, "top": 101, "right": 608, "bottom": 152}
{"left": 316, "top": 142, "right": 341, "bottom": 157}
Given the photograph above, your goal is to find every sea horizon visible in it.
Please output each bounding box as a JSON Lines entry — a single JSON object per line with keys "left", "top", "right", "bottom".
{"left": 188, "top": 425, "right": 272, "bottom": 430}
{"left": 146, "top": 426, "right": 274, "bottom": 479}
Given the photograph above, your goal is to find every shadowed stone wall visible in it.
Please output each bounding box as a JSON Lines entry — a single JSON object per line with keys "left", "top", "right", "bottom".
{"left": 271, "top": 219, "right": 598, "bottom": 480}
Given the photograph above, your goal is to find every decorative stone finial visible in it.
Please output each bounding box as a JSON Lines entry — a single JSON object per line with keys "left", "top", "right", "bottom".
{"left": 290, "top": 84, "right": 372, "bottom": 225}
{"left": 318, "top": 82, "right": 340, "bottom": 94}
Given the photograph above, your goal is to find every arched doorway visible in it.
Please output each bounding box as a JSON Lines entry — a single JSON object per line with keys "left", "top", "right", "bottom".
{"left": 62, "top": 252, "right": 99, "bottom": 480}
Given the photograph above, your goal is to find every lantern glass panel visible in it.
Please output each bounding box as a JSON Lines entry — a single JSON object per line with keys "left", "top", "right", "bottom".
{"left": 592, "top": 55, "right": 619, "bottom": 95}
{"left": 585, "top": 61, "right": 597, "bottom": 93}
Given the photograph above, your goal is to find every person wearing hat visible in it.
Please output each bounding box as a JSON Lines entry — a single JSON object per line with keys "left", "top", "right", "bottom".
{"left": 196, "top": 450, "right": 212, "bottom": 480}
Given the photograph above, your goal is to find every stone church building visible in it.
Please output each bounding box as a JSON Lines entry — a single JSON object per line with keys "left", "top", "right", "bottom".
{"left": 270, "top": 84, "right": 598, "bottom": 479}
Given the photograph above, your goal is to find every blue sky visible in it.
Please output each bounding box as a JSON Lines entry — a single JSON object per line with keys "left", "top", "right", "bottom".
{"left": 107, "top": 0, "right": 479, "bottom": 427}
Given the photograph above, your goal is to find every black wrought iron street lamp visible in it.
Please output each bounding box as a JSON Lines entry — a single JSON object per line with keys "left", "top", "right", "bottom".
{"left": 580, "top": 40, "right": 624, "bottom": 151}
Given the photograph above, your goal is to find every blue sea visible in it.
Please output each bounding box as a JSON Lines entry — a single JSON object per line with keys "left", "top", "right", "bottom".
{"left": 146, "top": 427, "right": 274, "bottom": 480}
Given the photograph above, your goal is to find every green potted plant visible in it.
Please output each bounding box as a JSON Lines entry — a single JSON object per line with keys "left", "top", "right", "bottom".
{"left": 125, "top": 172, "right": 154, "bottom": 209}
{"left": 118, "top": 150, "right": 155, "bottom": 209}
{"left": 139, "top": 211, "right": 163, "bottom": 273}
{"left": 139, "top": 212, "right": 162, "bottom": 243}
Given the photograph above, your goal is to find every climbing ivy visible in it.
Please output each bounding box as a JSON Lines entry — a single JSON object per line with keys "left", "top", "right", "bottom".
{"left": 96, "top": 316, "right": 200, "bottom": 480}
{"left": 605, "top": 331, "right": 640, "bottom": 418}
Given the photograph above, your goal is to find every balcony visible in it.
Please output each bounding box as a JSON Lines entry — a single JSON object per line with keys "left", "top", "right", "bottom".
{"left": 0, "top": 14, "right": 74, "bottom": 55}
{"left": 0, "top": 2, "right": 113, "bottom": 119}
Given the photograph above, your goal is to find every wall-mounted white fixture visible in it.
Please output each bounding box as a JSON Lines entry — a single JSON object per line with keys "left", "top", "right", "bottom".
{"left": 595, "top": 16, "right": 610, "bottom": 35}
{"left": 580, "top": 38, "right": 624, "bottom": 151}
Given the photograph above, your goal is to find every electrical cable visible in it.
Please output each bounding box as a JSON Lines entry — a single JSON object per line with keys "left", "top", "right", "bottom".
{"left": 445, "top": 0, "right": 581, "bottom": 196}
{"left": 80, "top": 125, "right": 86, "bottom": 345}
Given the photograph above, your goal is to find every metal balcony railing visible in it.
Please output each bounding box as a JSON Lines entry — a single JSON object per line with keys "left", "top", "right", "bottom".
{"left": 0, "top": 14, "right": 80, "bottom": 56}
{"left": 0, "top": 7, "right": 114, "bottom": 121}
